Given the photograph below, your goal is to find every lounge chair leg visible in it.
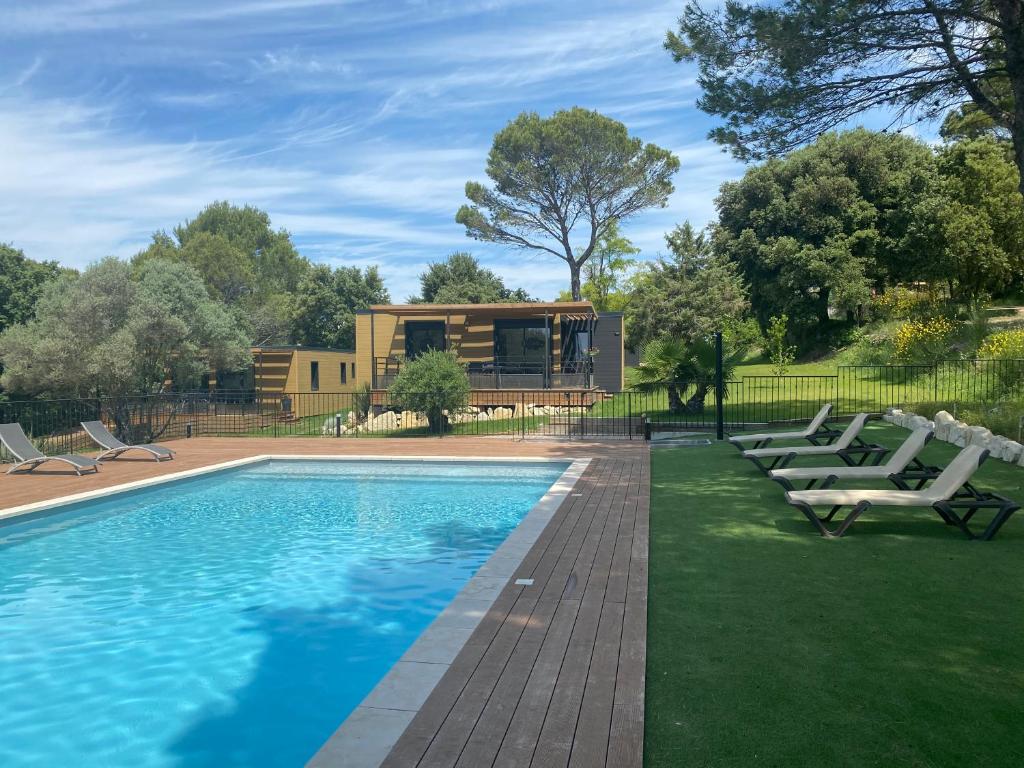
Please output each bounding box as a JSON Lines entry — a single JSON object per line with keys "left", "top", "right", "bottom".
{"left": 746, "top": 455, "right": 771, "bottom": 475}
{"left": 790, "top": 500, "right": 834, "bottom": 537}
{"left": 775, "top": 452, "right": 797, "bottom": 470}
{"left": 980, "top": 503, "right": 1021, "bottom": 541}
{"left": 820, "top": 475, "right": 839, "bottom": 490}
{"left": 771, "top": 476, "right": 796, "bottom": 492}
{"left": 830, "top": 501, "right": 872, "bottom": 537}
{"left": 823, "top": 505, "right": 843, "bottom": 522}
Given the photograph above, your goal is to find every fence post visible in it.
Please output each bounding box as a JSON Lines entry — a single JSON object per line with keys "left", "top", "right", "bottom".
{"left": 714, "top": 331, "right": 725, "bottom": 441}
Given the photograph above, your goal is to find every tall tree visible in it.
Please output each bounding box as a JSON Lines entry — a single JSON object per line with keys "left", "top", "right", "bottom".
{"left": 456, "top": 108, "right": 679, "bottom": 300}
{"left": 625, "top": 223, "right": 749, "bottom": 350}
{"left": 0, "top": 244, "right": 66, "bottom": 335}
{"left": 0, "top": 257, "right": 250, "bottom": 399}
{"left": 134, "top": 202, "right": 310, "bottom": 343}
{"left": 904, "top": 136, "right": 1024, "bottom": 298}
{"left": 667, "top": 1, "right": 1024, "bottom": 196}
{"left": 291, "top": 264, "right": 390, "bottom": 350}
{"left": 562, "top": 220, "right": 639, "bottom": 311}
{"left": 712, "top": 131, "right": 939, "bottom": 342}
{"left": 414, "top": 252, "right": 530, "bottom": 304}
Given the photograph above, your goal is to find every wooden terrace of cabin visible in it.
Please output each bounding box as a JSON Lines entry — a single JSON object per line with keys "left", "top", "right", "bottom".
{"left": 354, "top": 302, "right": 624, "bottom": 408}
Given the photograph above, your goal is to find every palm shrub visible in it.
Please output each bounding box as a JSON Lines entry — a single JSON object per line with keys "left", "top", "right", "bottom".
{"left": 352, "top": 381, "right": 372, "bottom": 422}
{"left": 628, "top": 337, "right": 740, "bottom": 414}
{"left": 388, "top": 349, "right": 470, "bottom": 433}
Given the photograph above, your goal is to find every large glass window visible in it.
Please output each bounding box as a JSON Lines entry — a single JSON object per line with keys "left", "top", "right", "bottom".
{"left": 494, "top": 319, "right": 550, "bottom": 373}
{"left": 404, "top": 321, "right": 446, "bottom": 359}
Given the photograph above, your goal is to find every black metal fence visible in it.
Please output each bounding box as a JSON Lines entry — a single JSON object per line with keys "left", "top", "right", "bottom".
{"left": 1, "top": 359, "right": 1020, "bottom": 456}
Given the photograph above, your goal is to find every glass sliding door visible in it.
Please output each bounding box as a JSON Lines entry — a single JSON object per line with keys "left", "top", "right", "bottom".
{"left": 494, "top": 319, "right": 550, "bottom": 374}
{"left": 404, "top": 321, "right": 446, "bottom": 359}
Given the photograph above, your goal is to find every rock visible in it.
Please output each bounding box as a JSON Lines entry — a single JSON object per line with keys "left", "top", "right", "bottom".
{"left": 492, "top": 406, "right": 514, "bottom": 421}
{"left": 908, "top": 414, "right": 931, "bottom": 430}
{"left": 1000, "top": 440, "right": 1023, "bottom": 463}
{"left": 933, "top": 410, "right": 954, "bottom": 440}
{"left": 986, "top": 434, "right": 1007, "bottom": 458}
{"left": 367, "top": 411, "right": 399, "bottom": 432}
{"left": 400, "top": 410, "right": 427, "bottom": 429}
{"left": 346, "top": 410, "right": 358, "bottom": 427}
{"left": 950, "top": 421, "right": 968, "bottom": 447}
{"left": 966, "top": 425, "right": 993, "bottom": 448}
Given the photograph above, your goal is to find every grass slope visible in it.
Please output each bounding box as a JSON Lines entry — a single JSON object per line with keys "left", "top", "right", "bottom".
{"left": 646, "top": 422, "right": 1024, "bottom": 768}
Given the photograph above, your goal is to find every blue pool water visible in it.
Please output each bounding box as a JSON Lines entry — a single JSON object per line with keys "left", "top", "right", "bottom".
{"left": 0, "top": 459, "right": 567, "bottom": 767}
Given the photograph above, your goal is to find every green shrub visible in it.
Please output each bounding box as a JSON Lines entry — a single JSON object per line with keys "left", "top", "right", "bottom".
{"left": 388, "top": 349, "right": 470, "bottom": 433}
{"left": 765, "top": 314, "right": 796, "bottom": 375}
{"left": 352, "top": 381, "right": 372, "bottom": 421}
{"left": 833, "top": 322, "right": 899, "bottom": 365}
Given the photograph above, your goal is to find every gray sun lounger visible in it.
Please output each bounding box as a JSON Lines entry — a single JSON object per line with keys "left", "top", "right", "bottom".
{"left": 0, "top": 423, "right": 100, "bottom": 476}
{"left": 768, "top": 426, "right": 937, "bottom": 491}
{"left": 728, "top": 403, "right": 840, "bottom": 451}
{"left": 741, "top": 413, "right": 887, "bottom": 474}
{"left": 784, "top": 444, "right": 1020, "bottom": 540}
{"left": 82, "top": 421, "right": 175, "bottom": 462}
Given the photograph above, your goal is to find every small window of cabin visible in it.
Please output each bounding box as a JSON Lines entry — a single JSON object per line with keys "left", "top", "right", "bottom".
{"left": 340, "top": 362, "right": 347, "bottom": 384}
{"left": 310, "top": 361, "right": 320, "bottom": 391}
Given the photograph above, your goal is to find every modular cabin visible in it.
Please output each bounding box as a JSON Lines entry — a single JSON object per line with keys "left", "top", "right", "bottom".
{"left": 211, "top": 345, "right": 357, "bottom": 418}
{"left": 353, "top": 302, "right": 625, "bottom": 407}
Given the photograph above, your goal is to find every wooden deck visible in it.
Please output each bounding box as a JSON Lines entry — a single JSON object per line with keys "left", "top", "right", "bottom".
{"left": 0, "top": 437, "right": 650, "bottom": 768}
{"left": 381, "top": 452, "right": 649, "bottom": 768}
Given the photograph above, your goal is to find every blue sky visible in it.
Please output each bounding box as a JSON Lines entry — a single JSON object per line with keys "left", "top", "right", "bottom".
{"left": 0, "top": 0, "right": 747, "bottom": 300}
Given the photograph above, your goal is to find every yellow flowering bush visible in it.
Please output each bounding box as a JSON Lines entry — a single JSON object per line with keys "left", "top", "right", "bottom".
{"left": 977, "top": 329, "right": 1024, "bottom": 361}
{"left": 892, "top": 317, "right": 956, "bottom": 363}
{"left": 977, "top": 329, "right": 1024, "bottom": 391}
{"left": 873, "top": 287, "right": 934, "bottom": 320}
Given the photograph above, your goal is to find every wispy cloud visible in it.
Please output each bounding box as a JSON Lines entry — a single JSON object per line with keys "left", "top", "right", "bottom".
{"left": 0, "top": 0, "right": 747, "bottom": 300}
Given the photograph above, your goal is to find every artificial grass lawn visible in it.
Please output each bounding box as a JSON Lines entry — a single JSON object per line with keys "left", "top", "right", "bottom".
{"left": 645, "top": 422, "right": 1024, "bottom": 768}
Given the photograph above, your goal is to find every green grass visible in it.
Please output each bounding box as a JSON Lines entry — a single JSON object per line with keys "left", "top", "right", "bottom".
{"left": 645, "top": 422, "right": 1024, "bottom": 767}
{"left": 598, "top": 359, "right": 1022, "bottom": 428}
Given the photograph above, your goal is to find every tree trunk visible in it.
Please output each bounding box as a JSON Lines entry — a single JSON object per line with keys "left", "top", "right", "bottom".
{"left": 569, "top": 261, "right": 582, "bottom": 302}
{"left": 994, "top": 1, "right": 1024, "bottom": 197}
{"left": 684, "top": 388, "right": 707, "bottom": 414}
{"left": 667, "top": 384, "right": 683, "bottom": 414}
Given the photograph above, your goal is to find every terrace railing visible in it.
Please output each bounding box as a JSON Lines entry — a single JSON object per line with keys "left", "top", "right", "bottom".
{"left": 373, "top": 356, "right": 593, "bottom": 390}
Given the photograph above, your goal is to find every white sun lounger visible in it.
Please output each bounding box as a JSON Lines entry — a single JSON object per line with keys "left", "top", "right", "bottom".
{"left": 82, "top": 421, "right": 175, "bottom": 462}
{"left": 728, "top": 403, "right": 839, "bottom": 450}
{"left": 0, "top": 423, "right": 100, "bottom": 476}
{"left": 741, "top": 414, "right": 886, "bottom": 473}
{"left": 769, "top": 426, "right": 936, "bottom": 491}
{"left": 785, "top": 444, "right": 1020, "bottom": 540}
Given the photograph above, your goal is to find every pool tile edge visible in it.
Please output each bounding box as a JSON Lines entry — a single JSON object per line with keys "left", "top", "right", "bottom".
{"left": 306, "top": 457, "right": 592, "bottom": 768}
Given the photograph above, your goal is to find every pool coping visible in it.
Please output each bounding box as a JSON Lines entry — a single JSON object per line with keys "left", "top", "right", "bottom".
{"left": 306, "top": 456, "right": 591, "bottom": 768}
{"left": 0, "top": 453, "right": 591, "bottom": 767}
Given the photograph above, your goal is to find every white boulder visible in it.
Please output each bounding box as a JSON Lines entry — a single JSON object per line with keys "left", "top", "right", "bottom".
{"left": 1000, "top": 440, "right": 1023, "bottom": 463}
{"left": 950, "top": 421, "right": 970, "bottom": 447}
{"left": 933, "top": 410, "right": 954, "bottom": 440}
{"left": 966, "top": 425, "right": 993, "bottom": 448}
{"left": 493, "top": 406, "right": 514, "bottom": 421}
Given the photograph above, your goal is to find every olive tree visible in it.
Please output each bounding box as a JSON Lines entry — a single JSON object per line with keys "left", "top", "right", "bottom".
{"left": 0, "top": 257, "right": 250, "bottom": 401}
{"left": 387, "top": 350, "right": 470, "bottom": 434}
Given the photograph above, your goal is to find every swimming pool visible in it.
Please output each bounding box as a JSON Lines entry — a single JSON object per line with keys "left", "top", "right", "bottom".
{"left": 0, "top": 458, "right": 571, "bottom": 767}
